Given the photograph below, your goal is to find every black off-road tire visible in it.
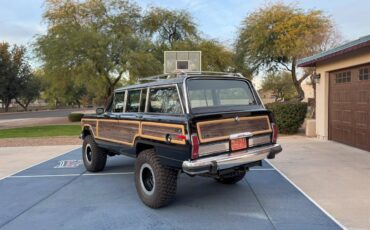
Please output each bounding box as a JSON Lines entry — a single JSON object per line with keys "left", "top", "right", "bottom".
{"left": 82, "top": 135, "right": 107, "bottom": 172}
{"left": 135, "top": 149, "right": 178, "bottom": 208}
{"left": 215, "top": 171, "right": 246, "bottom": 184}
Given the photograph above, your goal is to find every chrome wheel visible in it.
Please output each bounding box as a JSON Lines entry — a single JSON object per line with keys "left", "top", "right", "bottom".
{"left": 85, "top": 144, "right": 92, "bottom": 163}
{"left": 140, "top": 163, "right": 155, "bottom": 196}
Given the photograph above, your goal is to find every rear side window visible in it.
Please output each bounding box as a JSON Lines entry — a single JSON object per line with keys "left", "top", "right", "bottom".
{"left": 126, "top": 90, "right": 141, "bottom": 112}
{"left": 112, "top": 92, "right": 125, "bottom": 113}
{"left": 148, "top": 86, "right": 182, "bottom": 114}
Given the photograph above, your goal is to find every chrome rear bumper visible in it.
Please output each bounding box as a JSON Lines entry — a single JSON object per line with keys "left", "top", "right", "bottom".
{"left": 182, "top": 144, "right": 282, "bottom": 175}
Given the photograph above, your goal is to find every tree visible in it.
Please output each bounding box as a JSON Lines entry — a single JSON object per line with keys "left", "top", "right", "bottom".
{"left": 0, "top": 42, "right": 36, "bottom": 112}
{"left": 36, "top": 0, "right": 159, "bottom": 103}
{"left": 261, "top": 72, "right": 296, "bottom": 102}
{"left": 15, "top": 74, "right": 41, "bottom": 111}
{"left": 142, "top": 7, "right": 198, "bottom": 48}
{"left": 168, "top": 39, "right": 236, "bottom": 73}
{"left": 142, "top": 8, "right": 238, "bottom": 76}
{"left": 38, "top": 67, "right": 96, "bottom": 108}
{"left": 236, "top": 3, "right": 335, "bottom": 100}
{"left": 196, "top": 40, "right": 235, "bottom": 73}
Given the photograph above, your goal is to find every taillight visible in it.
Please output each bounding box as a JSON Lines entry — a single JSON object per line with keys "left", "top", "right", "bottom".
{"left": 272, "top": 123, "right": 278, "bottom": 143}
{"left": 174, "top": 134, "right": 186, "bottom": 140}
{"left": 191, "top": 134, "right": 199, "bottom": 159}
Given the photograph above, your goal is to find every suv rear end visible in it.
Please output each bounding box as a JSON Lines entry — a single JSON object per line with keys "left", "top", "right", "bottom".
{"left": 181, "top": 76, "right": 282, "bottom": 175}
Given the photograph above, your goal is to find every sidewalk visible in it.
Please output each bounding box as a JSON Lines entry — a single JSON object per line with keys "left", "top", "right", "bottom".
{"left": 271, "top": 135, "right": 370, "bottom": 230}
{"left": 0, "top": 145, "right": 80, "bottom": 179}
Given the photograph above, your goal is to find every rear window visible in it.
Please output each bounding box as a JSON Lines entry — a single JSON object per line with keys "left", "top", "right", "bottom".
{"left": 187, "top": 79, "right": 257, "bottom": 111}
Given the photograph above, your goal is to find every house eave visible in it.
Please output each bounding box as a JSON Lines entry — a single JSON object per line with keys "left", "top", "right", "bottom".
{"left": 298, "top": 35, "right": 370, "bottom": 67}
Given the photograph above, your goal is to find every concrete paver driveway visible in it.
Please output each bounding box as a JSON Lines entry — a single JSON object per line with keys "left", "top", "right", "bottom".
{"left": 271, "top": 135, "right": 370, "bottom": 230}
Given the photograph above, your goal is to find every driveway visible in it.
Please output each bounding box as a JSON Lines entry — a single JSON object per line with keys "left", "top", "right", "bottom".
{"left": 270, "top": 135, "right": 370, "bottom": 230}
{"left": 0, "top": 148, "right": 341, "bottom": 230}
{"left": 1, "top": 136, "right": 367, "bottom": 229}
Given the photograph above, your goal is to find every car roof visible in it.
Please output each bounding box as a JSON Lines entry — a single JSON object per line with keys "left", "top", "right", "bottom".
{"left": 115, "top": 72, "right": 247, "bottom": 92}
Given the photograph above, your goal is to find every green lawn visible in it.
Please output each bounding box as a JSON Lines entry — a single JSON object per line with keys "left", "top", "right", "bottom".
{"left": 0, "top": 125, "right": 81, "bottom": 139}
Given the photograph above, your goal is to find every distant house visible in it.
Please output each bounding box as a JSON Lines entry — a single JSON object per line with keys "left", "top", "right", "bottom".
{"left": 258, "top": 90, "right": 276, "bottom": 104}
{"left": 298, "top": 35, "right": 370, "bottom": 151}
{"left": 301, "top": 80, "right": 314, "bottom": 102}
{"left": 258, "top": 80, "right": 314, "bottom": 104}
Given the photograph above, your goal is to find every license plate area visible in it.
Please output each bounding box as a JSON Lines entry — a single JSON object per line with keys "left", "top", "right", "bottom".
{"left": 229, "top": 132, "right": 253, "bottom": 152}
{"left": 230, "top": 138, "right": 248, "bottom": 151}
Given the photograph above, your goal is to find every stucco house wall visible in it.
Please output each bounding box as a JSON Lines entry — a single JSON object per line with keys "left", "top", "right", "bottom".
{"left": 314, "top": 46, "right": 370, "bottom": 140}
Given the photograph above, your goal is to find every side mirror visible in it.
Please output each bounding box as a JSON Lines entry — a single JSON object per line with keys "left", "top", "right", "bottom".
{"left": 96, "top": 107, "right": 104, "bottom": 115}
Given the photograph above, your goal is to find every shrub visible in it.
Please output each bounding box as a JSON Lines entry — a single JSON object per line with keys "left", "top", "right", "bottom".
{"left": 266, "top": 102, "right": 307, "bottom": 134}
{"left": 68, "top": 113, "right": 84, "bottom": 122}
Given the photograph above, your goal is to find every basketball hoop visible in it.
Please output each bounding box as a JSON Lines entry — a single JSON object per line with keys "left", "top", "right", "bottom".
{"left": 164, "top": 51, "right": 201, "bottom": 74}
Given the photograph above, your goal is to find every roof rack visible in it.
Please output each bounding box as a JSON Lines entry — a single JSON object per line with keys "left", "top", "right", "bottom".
{"left": 137, "top": 71, "right": 244, "bottom": 83}
{"left": 137, "top": 73, "right": 178, "bottom": 83}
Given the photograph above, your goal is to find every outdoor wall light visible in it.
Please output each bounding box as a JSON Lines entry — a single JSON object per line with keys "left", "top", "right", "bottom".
{"left": 314, "top": 73, "right": 321, "bottom": 84}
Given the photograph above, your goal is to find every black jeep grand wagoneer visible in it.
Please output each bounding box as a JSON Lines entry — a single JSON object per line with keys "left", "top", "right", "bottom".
{"left": 81, "top": 72, "right": 282, "bottom": 208}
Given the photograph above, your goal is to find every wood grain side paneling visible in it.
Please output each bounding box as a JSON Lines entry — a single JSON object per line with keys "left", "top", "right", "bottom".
{"left": 81, "top": 119, "right": 186, "bottom": 146}
{"left": 141, "top": 122, "right": 185, "bottom": 145}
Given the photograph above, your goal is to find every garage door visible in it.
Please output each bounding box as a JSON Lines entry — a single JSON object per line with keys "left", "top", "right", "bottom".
{"left": 329, "top": 65, "right": 370, "bottom": 151}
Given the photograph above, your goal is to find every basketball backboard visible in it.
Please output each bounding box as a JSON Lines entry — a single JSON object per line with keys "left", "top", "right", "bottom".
{"left": 164, "top": 51, "right": 201, "bottom": 73}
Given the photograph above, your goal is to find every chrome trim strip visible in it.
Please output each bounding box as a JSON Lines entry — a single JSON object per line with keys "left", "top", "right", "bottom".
{"left": 198, "top": 141, "right": 229, "bottom": 157}
{"left": 144, "top": 87, "right": 150, "bottom": 113}
{"left": 175, "top": 84, "right": 185, "bottom": 114}
{"left": 138, "top": 88, "right": 144, "bottom": 112}
{"left": 123, "top": 90, "right": 128, "bottom": 112}
{"left": 249, "top": 135, "right": 271, "bottom": 147}
{"left": 183, "top": 76, "right": 190, "bottom": 114}
{"left": 230, "top": 132, "right": 253, "bottom": 140}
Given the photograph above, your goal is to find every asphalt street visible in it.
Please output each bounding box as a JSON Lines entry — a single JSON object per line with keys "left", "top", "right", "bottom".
{"left": 0, "top": 109, "right": 84, "bottom": 120}
{"left": 0, "top": 148, "right": 343, "bottom": 230}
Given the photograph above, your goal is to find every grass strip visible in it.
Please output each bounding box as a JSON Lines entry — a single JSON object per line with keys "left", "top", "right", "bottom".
{"left": 0, "top": 125, "right": 81, "bottom": 138}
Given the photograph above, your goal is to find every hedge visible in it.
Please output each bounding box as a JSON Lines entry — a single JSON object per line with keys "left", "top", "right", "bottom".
{"left": 266, "top": 102, "right": 307, "bottom": 134}
{"left": 68, "top": 113, "right": 84, "bottom": 122}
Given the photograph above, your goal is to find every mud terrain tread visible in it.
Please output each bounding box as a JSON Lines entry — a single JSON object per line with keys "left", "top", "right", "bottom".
{"left": 82, "top": 135, "right": 107, "bottom": 172}
{"left": 135, "top": 149, "right": 178, "bottom": 208}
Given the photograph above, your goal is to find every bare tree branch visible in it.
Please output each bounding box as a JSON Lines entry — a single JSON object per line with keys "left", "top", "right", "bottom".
{"left": 279, "top": 62, "right": 292, "bottom": 72}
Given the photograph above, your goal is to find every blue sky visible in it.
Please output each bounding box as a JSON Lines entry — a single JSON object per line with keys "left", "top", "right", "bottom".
{"left": 1, "top": 0, "right": 370, "bottom": 48}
